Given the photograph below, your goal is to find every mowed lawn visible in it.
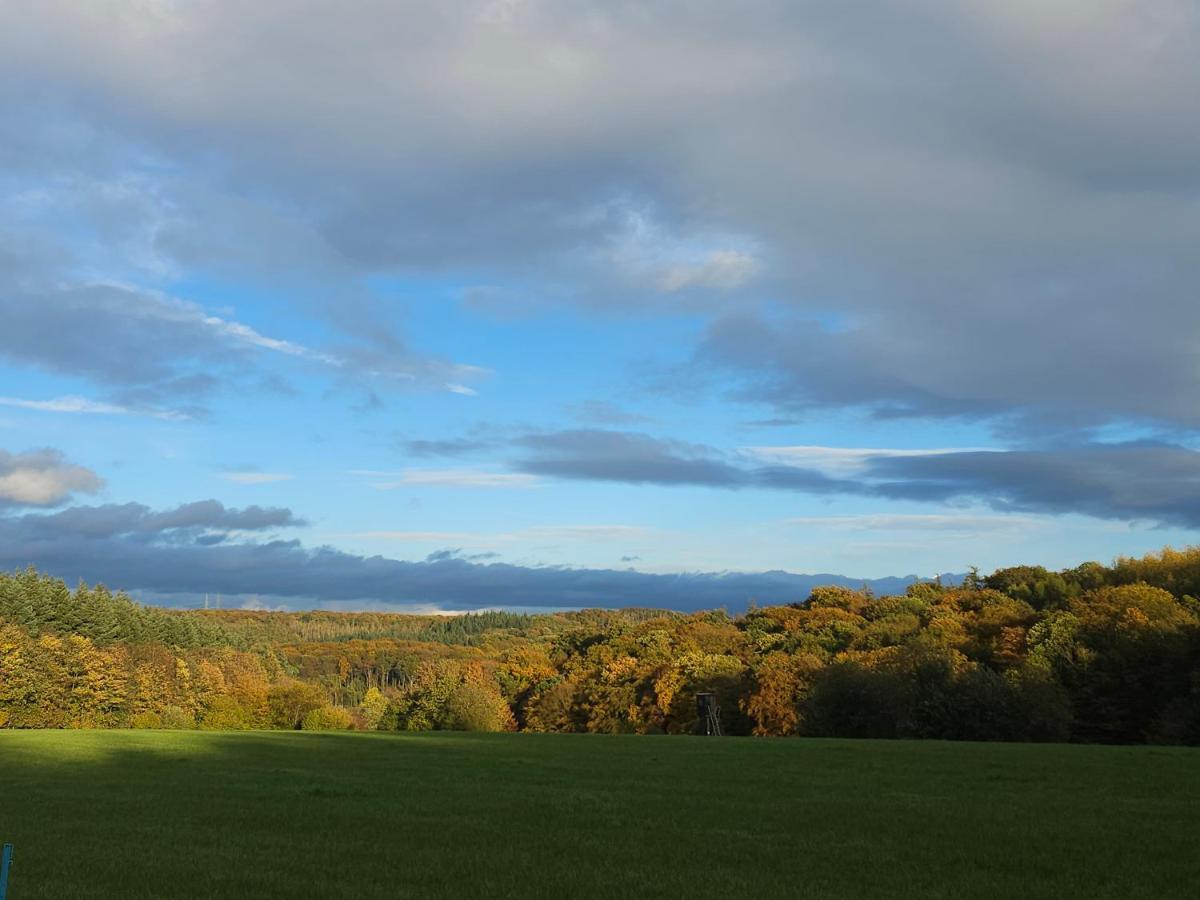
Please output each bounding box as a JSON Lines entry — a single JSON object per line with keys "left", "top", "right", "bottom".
{"left": 0, "top": 731, "right": 1197, "bottom": 899}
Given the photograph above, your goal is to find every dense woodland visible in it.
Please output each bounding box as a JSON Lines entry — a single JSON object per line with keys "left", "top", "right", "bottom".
{"left": 2, "top": 548, "right": 1199, "bottom": 743}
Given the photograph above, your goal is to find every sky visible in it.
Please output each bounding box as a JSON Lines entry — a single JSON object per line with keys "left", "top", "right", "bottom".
{"left": 2, "top": 1, "right": 1199, "bottom": 612}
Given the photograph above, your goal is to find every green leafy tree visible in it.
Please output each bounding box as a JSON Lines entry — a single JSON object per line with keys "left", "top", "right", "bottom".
{"left": 267, "top": 681, "right": 326, "bottom": 730}
{"left": 359, "top": 687, "right": 389, "bottom": 730}
{"left": 301, "top": 705, "right": 353, "bottom": 731}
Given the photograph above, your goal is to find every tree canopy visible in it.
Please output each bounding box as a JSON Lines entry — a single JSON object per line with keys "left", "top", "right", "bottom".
{"left": 2, "top": 547, "right": 1199, "bottom": 744}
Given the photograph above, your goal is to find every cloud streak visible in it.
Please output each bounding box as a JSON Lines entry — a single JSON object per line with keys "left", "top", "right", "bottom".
{"left": 218, "top": 472, "right": 295, "bottom": 485}
{"left": 742, "top": 445, "right": 990, "bottom": 477}
{"left": 13, "top": 501, "right": 305, "bottom": 539}
{"left": 0, "top": 395, "right": 186, "bottom": 420}
{"left": 350, "top": 524, "right": 649, "bottom": 546}
{"left": 782, "top": 514, "right": 1043, "bottom": 533}
{"left": 369, "top": 469, "right": 541, "bottom": 490}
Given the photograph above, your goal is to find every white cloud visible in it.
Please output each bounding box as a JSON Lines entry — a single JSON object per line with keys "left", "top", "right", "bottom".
{"left": 348, "top": 524, "right": 648, "bottom": 545}
{"left": 782, "top": 513, "right": 1042, "bottom": 533}
{"left": 0, "top": 395, "right": 187, "bottom": 420}
{"left": 237, "top": 597, "right": 290, "bottom": 612}
{"left": 657, "top": 249, "right": 760, "bottom": 292}
{"left": 372, "top": 469, "right": 541, "bottom": 489}
{"left": 523, "top": 524, "right": 649, "bottom": 541}
{"left": 604, "top": 204, "right": 762, "bottom": 300}
{"left": 354, "top": 531, "right": 488, "bottom": 543}
{"left": 201, "top": 313, "right": 340, "bottom": 366}
{"left": 109, "top": 286, "right": 332, "bottom": 365}
{"left": 0, "top": 448, "right": 104, "bottom": 506}
{"left": 742, "top": 445, "right": 992, "bottom": 477}
{"left": 218, "top": 471, "right": 294, "bottom": 485}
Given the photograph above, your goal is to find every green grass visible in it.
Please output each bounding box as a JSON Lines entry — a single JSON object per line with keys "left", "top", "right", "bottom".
{"left": 0, "top": 731, "right": 1197, "bottom": 899}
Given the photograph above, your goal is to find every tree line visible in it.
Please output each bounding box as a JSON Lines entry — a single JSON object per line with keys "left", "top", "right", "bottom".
{"left": 1, "top": 547, "right": 1198, "bottom": 743}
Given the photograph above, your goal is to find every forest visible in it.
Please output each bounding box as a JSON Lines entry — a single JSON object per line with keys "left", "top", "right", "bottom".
{"left": 1, "top": 547, "right": 1198, "bottom": 744}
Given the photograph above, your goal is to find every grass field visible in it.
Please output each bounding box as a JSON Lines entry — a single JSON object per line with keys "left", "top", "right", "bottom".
{"left": 0, "top": 731, "right": 1197, "bottom": 899}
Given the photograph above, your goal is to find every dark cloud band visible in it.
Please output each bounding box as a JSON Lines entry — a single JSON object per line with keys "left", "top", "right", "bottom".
{"left": 0, "top": 507, "right": 923, "bottom": 612}
{"left": 513, "top": 430, "right": 1200, "bottom": 528}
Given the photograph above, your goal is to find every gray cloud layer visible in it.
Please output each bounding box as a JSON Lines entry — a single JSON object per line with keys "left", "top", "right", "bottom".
{"left": 0, "top": 264, "right": 480, "bottom": 414}
{"left": 512, "top": 429, "right": 1200, "bottom": 528}
{"left": 1, "top": 282, "right": 239, "bottom": 414}
{"left": 3, "top": 2, "right": 1198, "bottom": 430}
{"left": 14, "top": 501, "right": 305, "bottom": 540}
{"left": 868, "top": 445, "right": 1200, "bottom": 526}
{"left": 0, "top": 501, "right": 923, "bottom": 611}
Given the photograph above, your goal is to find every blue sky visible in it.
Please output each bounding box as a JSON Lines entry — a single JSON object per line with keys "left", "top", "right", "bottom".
{"left": 2, "top": 1, "right": 1199, "bottom": 611}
